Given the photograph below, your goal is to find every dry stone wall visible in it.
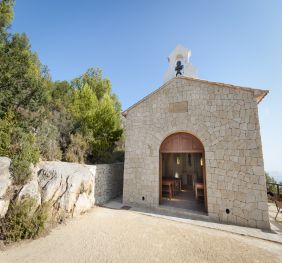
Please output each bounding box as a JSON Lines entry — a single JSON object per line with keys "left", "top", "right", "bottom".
{"left": 94, "top": 163, "right": 124, "bottom": 204}
{"left": 123, "top": 77, "right": 270, "bottom": 229}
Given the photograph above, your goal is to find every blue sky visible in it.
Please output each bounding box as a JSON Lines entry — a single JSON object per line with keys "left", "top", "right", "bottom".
{"left": 11, "top": 0, "right": 282, "bottom": 179}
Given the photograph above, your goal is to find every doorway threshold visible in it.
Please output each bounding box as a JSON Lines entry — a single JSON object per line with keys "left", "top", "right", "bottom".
{"left": 156, "top": 205, "right": 209, "bottom": 221}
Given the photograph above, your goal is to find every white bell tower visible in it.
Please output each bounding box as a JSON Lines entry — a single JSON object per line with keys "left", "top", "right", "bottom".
{"left": 163, "top": 44, "right": 197, "bottom": 83}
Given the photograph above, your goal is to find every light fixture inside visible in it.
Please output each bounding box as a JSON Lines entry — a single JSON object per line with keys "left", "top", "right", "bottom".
{"left": 177, "top": 156, "right": 180, "bottom": 165}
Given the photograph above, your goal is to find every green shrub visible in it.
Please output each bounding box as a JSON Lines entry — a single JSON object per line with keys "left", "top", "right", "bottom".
{"left": 0, "top": 198, "right": 49, "bottom": 242}
{"left": 10, "top": 158, "right": 31, "bottom": 185}
{"left": 0, "top": 109, "right": 14, "bottom": 156}
{"left": 10, "top": 131, "right": 40, "bottom": 185}
{"left": 65, "top": 133, "right": 88, "bottom": 163}
{"left": 36, "top": 120, "right": 62, "bottom": 161}
{"left": 0, "top": 110, "right": 40, "bottom": 185}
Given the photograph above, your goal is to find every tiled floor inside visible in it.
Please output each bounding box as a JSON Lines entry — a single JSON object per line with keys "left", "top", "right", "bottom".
{"left": 161, "top": 189, "right": 205, "bottom": 213}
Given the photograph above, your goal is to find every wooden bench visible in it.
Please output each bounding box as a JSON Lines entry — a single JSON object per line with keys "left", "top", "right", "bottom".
{"left": 162, "top": 179, "right": 174, "bottom": 199}
{"left": 195, "top": 182, "right": 204, "bottom": 200}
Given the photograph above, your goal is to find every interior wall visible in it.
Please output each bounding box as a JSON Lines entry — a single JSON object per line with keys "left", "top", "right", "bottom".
{"left": 162, "top": 153, "right": 203, "bottom": 186}
{"left": 193, "top": 153, "right": 203, "bottom": 181}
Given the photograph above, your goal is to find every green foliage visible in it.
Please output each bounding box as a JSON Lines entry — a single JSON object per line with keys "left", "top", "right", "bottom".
{"left": 0, "top": 0, "right": 123, "bottom": 171}
{"left": 0, "top": 198, "right": 49, "bottom": 242}
{"left": 0, "top": 2, "right": 124, "bottom": 243}
{"left": 69, "top": 81, "right": 122, "bottom": 163}
{"left": 71, "top": 68, "right": 111, "bottom": 100}
{"left": 0, "top": 108, "right": 14, "bottom": 155}
{"left": 0, "top": 32, "right": 50, "bottom": 128}
{"left": 36, "top": 120, "right": 62, "bottom": 161}
{"left": 101, "top": 150, "right": 125, "bottom": 164}
{"left": 70, "top": 83, "right": 98, "bottom": 123}
{"left": 265, "top": 172, "right": 278, "bottom": 193}
{"left": 0, "top": 3, "right": 50, "bottom": 185}
{"left": 0, "top": 109, "right": 39, "bottom": 184}
{"left": 10, "top": 130, "right": 40, "bottom": 185}
{"left": 50, "top": 81, "right": 73, "bottom": 111}
{"left": 90, "top": 94, "right": 123, "bottom": 162}
{"left": 0, "top": 0, "right": 14, "bottom": 37}
{"left": 48, "top": 81, "right": 75, "bottom": 158}
{"left": 65, "top": 133, "right": 88, "bottom": 163}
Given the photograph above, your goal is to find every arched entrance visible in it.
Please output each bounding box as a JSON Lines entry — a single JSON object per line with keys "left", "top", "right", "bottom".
{"left": 159, "top": 132, "right": 207, "bottom": 213}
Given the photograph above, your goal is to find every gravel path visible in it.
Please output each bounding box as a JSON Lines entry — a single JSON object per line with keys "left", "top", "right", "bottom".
{"left": 0, "top": 207, "right": 281, "bottom": 263}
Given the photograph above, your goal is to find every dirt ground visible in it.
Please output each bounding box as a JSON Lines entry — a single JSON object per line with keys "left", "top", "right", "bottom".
{"left": 0, "top": 207, "right": 281, "bottom": 263}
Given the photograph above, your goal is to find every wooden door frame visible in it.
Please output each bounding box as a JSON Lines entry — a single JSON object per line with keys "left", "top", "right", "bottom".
{"left": 202, "top": 152, "right": 208, "bottom": 212}
{"left": 159, "top": 152, "right": 163, "bottom": 204}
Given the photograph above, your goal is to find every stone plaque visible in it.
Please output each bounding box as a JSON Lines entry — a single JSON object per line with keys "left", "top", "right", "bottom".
{"left": 168, "top": 101, "right": 188, "bottom": 113}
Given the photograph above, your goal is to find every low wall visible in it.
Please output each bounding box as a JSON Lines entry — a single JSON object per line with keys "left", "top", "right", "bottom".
{"left": 94, "top": 163, "right": 124, "bottom": 205}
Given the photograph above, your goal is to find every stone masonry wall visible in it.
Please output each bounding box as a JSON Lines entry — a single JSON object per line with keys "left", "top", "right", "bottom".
{"left": 123, "top": 77, "right": 270, "bottom": 229}
{"left": 94, "top": 163, "right": 124, "bottom": 205}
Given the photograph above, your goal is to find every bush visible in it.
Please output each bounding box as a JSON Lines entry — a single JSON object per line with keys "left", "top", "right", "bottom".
{"left": 36, "top": 120, "right": 62, "bottom": 161}
{"left": 0, "top": 198, "right": 49, "bottom": 242}
{"left": 10, "top": 130, "right": 40, "bottom": 185}
{"left": 50, "top": 109, "right": 74, "bottom": 159}
{"left": 10, "top": 158, "right": 32, "bottom": 185}
{"left": 0, "top": 109, "right": 14, "bottom": 156}
{"left": 65, "top": 133, "right": 88, "bottom": 163}
{"left": 0, "top": 110, "right": 40, "bottom": 185}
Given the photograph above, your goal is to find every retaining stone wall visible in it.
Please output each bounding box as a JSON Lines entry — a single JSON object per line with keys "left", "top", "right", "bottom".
{"left": 94, "top": 163, "right": 124, "bottom": 205}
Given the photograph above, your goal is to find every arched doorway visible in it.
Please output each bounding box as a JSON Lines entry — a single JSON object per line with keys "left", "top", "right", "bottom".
{"left": 159, "top": 132, "right": 207, "bottom": 213}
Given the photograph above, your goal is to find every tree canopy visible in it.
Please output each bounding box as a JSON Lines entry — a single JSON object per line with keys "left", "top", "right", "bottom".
{"left": 69, "top": 70, "right": 122, "bottom": 162}
{"left": 0, "top": 1, "right": 124, "bottom": 184}
{"left": 0, "top": 33, "right": 51, "bottom": 128}
{"left": 0, "top": 0, "right": 14, "bottom": 36}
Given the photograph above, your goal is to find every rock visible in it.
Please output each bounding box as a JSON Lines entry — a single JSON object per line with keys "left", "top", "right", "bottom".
{"left": 0, "top": 157, "right": 12, "bottom": 197}
{"left": 18, "top": 178, "right": 41, "bottom": 209}
{"left": 0, "top": 158, "right": 98, "bottom": 218}
{"left": 0, "top": 199, "right": 9, "bottom": 218}
{"left": 73, "top": 193, "right": 92, "bottom": 216}
{"left": 37, "top": 161, "right": 95, "bottom": 215}
{"left": 0, "top": 157, "right": 12, "bottom": 218}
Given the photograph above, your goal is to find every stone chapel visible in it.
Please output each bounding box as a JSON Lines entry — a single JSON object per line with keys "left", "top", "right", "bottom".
{"left": 122, "top": 45, "right": 270, "bottom": 229}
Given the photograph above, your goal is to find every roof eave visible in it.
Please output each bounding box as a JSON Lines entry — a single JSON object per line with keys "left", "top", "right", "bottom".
{"left": 256, "top": 90, "right": 269, "bottom": 104}
{"left": 122, "top": 76, "right": 269, "bottom": 117}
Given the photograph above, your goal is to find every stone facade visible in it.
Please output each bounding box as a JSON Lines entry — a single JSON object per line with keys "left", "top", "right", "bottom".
{"left": 93, "top": 163, "right": 124, "bottom": 205}
{"left": 122, "top": 76, "right": 270, "bottom": 229}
